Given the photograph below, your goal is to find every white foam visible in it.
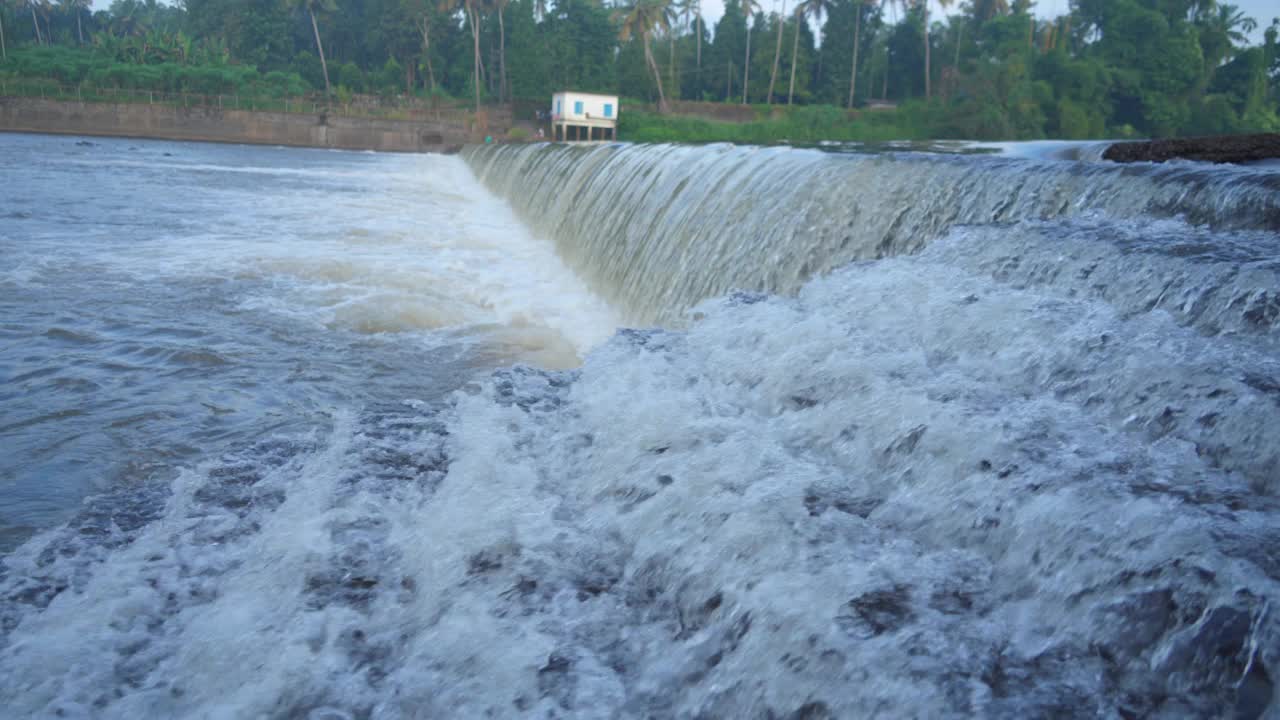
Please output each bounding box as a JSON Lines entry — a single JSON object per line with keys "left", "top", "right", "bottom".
{"left": 2, "top": 239, "right": 1275, "bottom": 717}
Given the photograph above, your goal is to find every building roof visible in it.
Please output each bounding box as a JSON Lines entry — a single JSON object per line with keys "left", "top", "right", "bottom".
{"left": 552, "top": 90, "right": 618, "bottom": 99}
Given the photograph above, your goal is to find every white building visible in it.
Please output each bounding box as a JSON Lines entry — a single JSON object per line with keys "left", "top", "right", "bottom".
{"left": 551, "top": 91, "right": 618, "bottom": 141}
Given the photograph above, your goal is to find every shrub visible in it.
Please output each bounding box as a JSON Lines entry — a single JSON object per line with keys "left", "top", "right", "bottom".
{"left": 290, "top": 51, "right": 323, "bottom": 91}
{"left": 378, "top": 58, "right": 403, "bottom": 95}
{"left": 337, "top": 62, "right": 363, "bottom": 93}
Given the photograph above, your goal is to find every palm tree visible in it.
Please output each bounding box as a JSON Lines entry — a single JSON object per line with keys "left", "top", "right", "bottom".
{"left": 931, "top": 0, "right": 952, "bottom": 97}
{"left": 741, "top": 0, "right": 762, "bottom": 104}
{"left": 766, "top": 0, "right": 786, "bottom": 105}
{"left": 1213, "top": 3, "right": 1258, "bottom": 47}
{"left": 789, "top": 0, "right": 829, "bottom": 105}
{"left": 22, "top": 0, "right": 41, "bottom": 45}
{"left": 533, "top": 0, "right": 547, "bottom": 21}
{"left": 916, "top": 0, "right": 955, "bottom": 99}
{"left": 910, "top": 0, "right": 931, "bottom": 98}
{"left": 848, "top": 0, "right": 870, "bottom": 107}
{"left": 668, "top": 13, "right": 677, "bottom": 99}
{"left": 676, "top": 0, "right": 703, "bottom": 93}
{"left": 1, "top": 0, "right": 7, "bottom": 59}
{"left": 617, "top": 0, "right": 674, "bottom": 113}
{"left": 1194, "top": 3, "right": 1258, "bottom": 91}
{"left": 287, "top": 0, "right": 337, "bottom": 98}
{"left": 58, "top": 0, "right": 89, "bottom": 44}
{"left": 418, "top": 16, "right": 436, "bottom": 92}
{"left": 38, "top": 0, "right": 50, "bottom": 45}
{"left": 441, "top": 0, "right": 484, "bottom": 110}
{"left": 778, "top": 0, "right": 798, "bottom": 105}
{"left": 971, "top": 0, "right": 1007, "bottom": 24}
{"left": 495, "top": 0, "right": 509, "bottom": 102}
{"left": 673, "top": 0, "right": 696, "bottom": 97}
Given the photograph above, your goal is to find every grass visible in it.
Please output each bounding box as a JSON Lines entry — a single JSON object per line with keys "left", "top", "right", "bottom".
{"left": 618, "top": 103, "right": 942, "bottom": 144}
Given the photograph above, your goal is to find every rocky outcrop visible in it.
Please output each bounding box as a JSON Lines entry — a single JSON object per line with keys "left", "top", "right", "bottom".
{"left": 1104, "top": 133, "right": 1280, "bottom": 164}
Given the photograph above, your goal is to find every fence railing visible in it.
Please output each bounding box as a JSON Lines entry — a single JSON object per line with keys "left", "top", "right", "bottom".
{"left": 0, "top": 77, "right": 499, "bottom": 124}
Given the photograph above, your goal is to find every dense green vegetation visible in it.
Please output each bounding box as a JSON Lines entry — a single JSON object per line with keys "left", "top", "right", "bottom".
{"left": 0, "top": 0, "right": 1277, "bottom": 139}
{"left": 619, "top": 103, "right": 935, "bottom": 142}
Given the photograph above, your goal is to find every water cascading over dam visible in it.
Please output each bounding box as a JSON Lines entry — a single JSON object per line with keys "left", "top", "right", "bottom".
{"left": 2, "top": 136, "right": 1278, "bottom": 719}
{"left": 464, "top": 142, "right": 1280, "bottom": 324}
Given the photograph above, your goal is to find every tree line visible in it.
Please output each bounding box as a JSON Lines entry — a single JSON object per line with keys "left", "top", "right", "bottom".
{"left": 1, "top": 0, "right": 1277, "bottom": 139}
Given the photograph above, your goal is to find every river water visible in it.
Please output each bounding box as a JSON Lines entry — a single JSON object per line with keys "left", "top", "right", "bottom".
{"left": 1, "top": 133, "right": 1278, "bottom": 718}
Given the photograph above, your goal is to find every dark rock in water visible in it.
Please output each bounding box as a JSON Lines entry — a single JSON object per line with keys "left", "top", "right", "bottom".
{"left": 726, "top": 290, "right": 770, "bottom": 306}
{"left": 1152, "top": 601, "right": 1274, "bottom": 719}
{"left": 1103, "top": 133, "right": 1280, "bottom": 164}
{"left": 787, "top": 701, "right": 835, "bottom": 719}
{"left": 837, "top": 585, "right": 914, "bottom": 637}
{"left": 75, "top": 140, "right": 95, "bottom": 147}
{"left": 537, "top": 653, "right": 575, "bottom": 710}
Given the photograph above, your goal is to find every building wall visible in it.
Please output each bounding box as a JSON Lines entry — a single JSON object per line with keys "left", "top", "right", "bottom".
{"left": 0, "top": 98, "right": 494, "bottom": 153}
{"left": 551, "top": 93, "right": 617, "bottom": 126}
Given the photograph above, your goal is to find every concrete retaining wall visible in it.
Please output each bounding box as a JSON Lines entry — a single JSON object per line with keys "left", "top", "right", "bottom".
{"left": 0, "top": 97, "right": 487, "bottom": 152}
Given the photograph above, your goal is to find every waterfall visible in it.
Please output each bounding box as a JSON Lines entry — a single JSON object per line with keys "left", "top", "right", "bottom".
{"left": 464, "top": 143, "right": 1280, "bottom": 325}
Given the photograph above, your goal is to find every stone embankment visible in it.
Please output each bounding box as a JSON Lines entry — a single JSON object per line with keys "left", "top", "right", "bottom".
{"left": 1104, "top": 133, "right": 1280, "bottom": 164}
{"left": 0, "top": 97, "right": 505, "bottom": 153}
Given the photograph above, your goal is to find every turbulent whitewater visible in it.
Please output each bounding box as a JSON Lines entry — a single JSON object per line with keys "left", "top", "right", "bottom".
{"left": 2, "top": 137, "right": 1278, "bottom": 719}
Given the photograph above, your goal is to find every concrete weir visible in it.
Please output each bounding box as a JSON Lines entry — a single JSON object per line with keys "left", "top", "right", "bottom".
{"left": 0, "top": 97, "right": 478, "bottom": 152}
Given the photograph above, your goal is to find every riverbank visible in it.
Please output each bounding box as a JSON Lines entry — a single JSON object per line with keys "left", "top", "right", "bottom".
{"left": 618, "top": 105, "right": 931, "bottom": 144}
{"left": 0, "top": 96, "right": 495, "bottom": 153}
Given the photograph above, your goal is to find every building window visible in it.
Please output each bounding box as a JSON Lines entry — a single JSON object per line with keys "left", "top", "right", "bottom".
{"left": 574, "top": 101, "right": 584, "bottom": 115}
{"left": 604, "top": 104, "right": 613, "bottom": 118}
{"left": 555, "top": 100, "right": 560, "bottom": 115}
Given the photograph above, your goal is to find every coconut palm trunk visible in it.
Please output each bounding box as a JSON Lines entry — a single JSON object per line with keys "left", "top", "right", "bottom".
{"left": 468, "top": 4, "right": 481, "bottom": 110}
{"left": 787, "top": 9, "right": 800, "bottom": 104}
{"left": 767, "top": 0, "right": 785, "bottom": 104}
{"left": 2, "top": 12, "right": 7, "bottom": 59}
{"left": 498, "top": 4, "right": 507, "bottom": 102}
{"left": 76, "top": 7, "right": 83, "bottom": 44}
{"left": 669, "top": 28, "right": 676, "bottom": 99}
{"left": 695, "top": 15, "right": 701, "bottom": 84}
{"left": 742, "top": 22, "right": 752, "bottom": 104}
{"left": 30, "top": 5, "right": 41, "bottom": 45}
{"left": 644, "top": 29, "right": 669, "bottom": 112}
{"left": 308, "top": 9, "right": 332, "bottom": 97}
{"left": 922, "top": 3, "right": 930, "bottom": 98}
{"left": 954, "top": 22, "right": 962, "bottom": 68}
{"left": 420, "top": 15, "right": 437, "bottom": 91}
{"left": 881, "top": 50, "right": 888, "bottom": 98}
{"left": 847, "top": 1, "right": 861, "bottom": 107}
